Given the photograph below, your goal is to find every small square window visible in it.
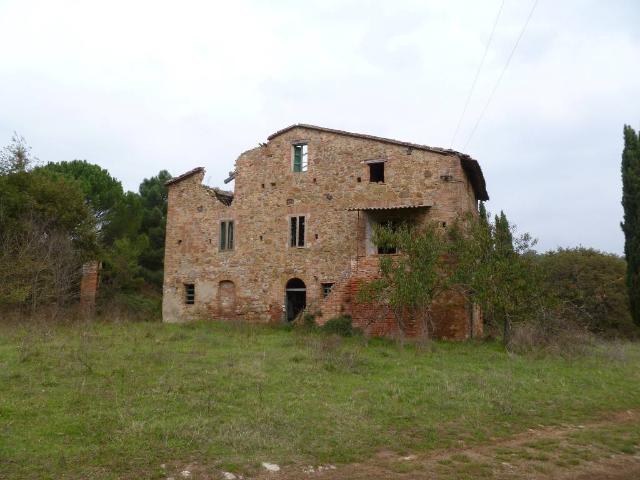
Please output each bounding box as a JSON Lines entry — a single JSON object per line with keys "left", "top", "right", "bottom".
{"left": 184, "top": 283, "right": 195, "bottom": 304}
{"left": 322, "top": 283, "right": 334, "bottom": 298}
{"left": 290, "top": 215, "right": 305, "bottom": 247}
{"left": 220, "top": 220, "right": 234, "bottom": 250}
{"left": 292, "top": 144, "right": 308, "bottom": 172}
{"left": 369, "top": 162, "right": 384, "bottom": 183}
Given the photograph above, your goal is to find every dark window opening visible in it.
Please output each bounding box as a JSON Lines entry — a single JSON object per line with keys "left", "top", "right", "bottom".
{"left": 357, "top": 176, "right": 362, "bottom": 183}
{"left": 292, "top": 144, "right": 308, "bottom": 172}
{"left": 220, "top": 220, "right": 234, "bottom": 250}
{"left": 369, "top": 162, "right": 384, "bottom": 183}
{"left": 185, "top": 283, "right": 195, "bottom": 304}
{"left": 377, "top": 220, "right": 400, "bottom": 255}
{"left": 322, "top": 282, "right": 334, "bottom": 298}
{"left": 290, "top": 215, "right": 305, "bottom": 247}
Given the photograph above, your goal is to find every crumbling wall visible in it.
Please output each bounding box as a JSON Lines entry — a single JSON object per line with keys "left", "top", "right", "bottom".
{"left": 162, "top": 126, "right": 484, "bottom": 338}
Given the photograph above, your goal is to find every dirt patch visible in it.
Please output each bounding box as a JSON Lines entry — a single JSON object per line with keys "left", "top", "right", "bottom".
{"left": 247, "top": 410, "right": 640, "bottom": 480}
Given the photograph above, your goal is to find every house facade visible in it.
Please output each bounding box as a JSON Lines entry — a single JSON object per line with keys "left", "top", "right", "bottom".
{"left": 162, "top": 124, "right": 489, "bottom": 339}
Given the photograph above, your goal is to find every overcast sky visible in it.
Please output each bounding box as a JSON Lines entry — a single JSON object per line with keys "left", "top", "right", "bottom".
{"left": 1, "top": 0, "right": 638, "bottom": 254}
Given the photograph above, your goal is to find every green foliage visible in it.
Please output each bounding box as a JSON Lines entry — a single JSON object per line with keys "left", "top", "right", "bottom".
{"left": 102, "top": 191, "right": 143, "bottom": 245}
{"left": 300, "top": 312, "right": 318, "bottom": 330}
{"left": 358, "top": 222, "right": 448, "bottom": 336}
{"left": 0, "top": 168, "right": 97, "bottom": 310}
{"left": 101, "top": 236, "right": 149, "bottom": 293}
{"left": 0, "top": 132, "right": 38, "bottom": 175}
{"left": 39, "top": 160, "right": 124, "bottom": 229}
{"left": 321, "top": 315, "right": 356, "bottom": 337}
{"left": 448, "top": 210, "right": 542, "bottom": 345}
{"left": 537, "top": 248, "right": 636, "bottom": 337}
{"left": 137, "top": 170, "right": 171, "bottom": 287}
{"left": 621, "top": 125, "right": 640, "bottom": 325}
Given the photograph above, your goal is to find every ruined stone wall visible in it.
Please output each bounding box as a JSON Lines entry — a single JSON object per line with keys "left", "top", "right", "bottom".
{"left": 162, "top": 126, "right": 481, "bottom": 338}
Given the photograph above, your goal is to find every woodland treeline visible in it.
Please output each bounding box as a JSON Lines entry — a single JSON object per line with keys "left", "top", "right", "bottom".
{"left": 0, "top": 131, "right": 637, "bottom": 343}
{"left": 0, "top": 134, "right": 169, "bottom": 318}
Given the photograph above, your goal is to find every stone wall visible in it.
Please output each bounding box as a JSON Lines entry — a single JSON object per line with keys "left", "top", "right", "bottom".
{"left": 162, "top": 125, "right": 485, "bottom": 339}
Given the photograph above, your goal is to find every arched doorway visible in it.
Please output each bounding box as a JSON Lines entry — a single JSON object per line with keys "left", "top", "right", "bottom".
{"left": 285, "top": 278, "right": 306, "bottom": 322}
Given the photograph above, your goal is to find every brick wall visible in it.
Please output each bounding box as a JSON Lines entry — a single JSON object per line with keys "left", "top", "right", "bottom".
{"left": 80, "top": 260, "right": 100, "bottom": 313}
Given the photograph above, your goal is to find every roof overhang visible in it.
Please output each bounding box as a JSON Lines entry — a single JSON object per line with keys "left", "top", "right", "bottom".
{"left": 345, "top": 202, "right": 432, "bottom": 211}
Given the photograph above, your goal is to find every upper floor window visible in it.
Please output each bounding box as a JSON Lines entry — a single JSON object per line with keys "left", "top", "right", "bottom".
{"left": 369, "top": 162, "right": 384, "bottom": 183}
{"left": 292, "top": 144, "right": 308, "bottom": 172}
{"left": 290, "top": 215, "right": 305, "bottom": 247}
{"left": 220, "top": 220, "right": 234, "bottom": 250}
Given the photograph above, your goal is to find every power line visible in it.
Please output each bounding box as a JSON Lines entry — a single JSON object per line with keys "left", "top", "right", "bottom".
{"left": 450, "top": 0, "right": 505, "bottom": 149}
{"left": 463, "top": 0, "right": 539, "bottom": 151}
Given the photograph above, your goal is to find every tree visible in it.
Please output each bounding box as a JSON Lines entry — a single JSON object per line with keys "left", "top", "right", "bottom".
{"left": 138, "top": 170, "right": 171, "bottom": 288}
{"left": 448, "top": 211, "right": 541, "bottom": 346}
{"left": 0, "top": 133, "right": 38, "bottom": 175}
{"left": 39, "top": 160, "right": 124, "bottom": 238}
{"left": 357, "top": 222, "right": 448, "bottom": 338}
{"left": 537, "top": 248, "right": 635, "bottom": 336}
{"left": 621, "top": 125, "right": 640, "bottom": 325}
{"left": 0, "top": 169, "right": 97, "bottom": 312}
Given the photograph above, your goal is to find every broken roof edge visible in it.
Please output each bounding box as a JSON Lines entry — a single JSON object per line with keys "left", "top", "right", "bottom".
{"left": 165, "top": 167, "right": 205, "bottom": 186}
{"left": 223, "top": 171, "right": 236, "bottom": 184}
{"left": 267, "top": 124, "right": 489, "bottom": 201}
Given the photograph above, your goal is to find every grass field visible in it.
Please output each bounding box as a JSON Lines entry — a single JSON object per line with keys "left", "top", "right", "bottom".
{"left": 1, "top": 320, "right": 640, "bottom": 479}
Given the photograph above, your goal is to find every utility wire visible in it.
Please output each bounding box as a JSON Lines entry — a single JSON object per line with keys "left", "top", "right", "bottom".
{"left": 463, "top": 0, "right": 539, "bottom": 151}
{"left": 450, "top": 0, "right": 505, "bottom": 149}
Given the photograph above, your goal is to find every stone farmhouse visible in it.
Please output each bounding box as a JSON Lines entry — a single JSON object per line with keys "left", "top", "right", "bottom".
{"left": 162, "top": 124, "right": 489, "bottom": 339}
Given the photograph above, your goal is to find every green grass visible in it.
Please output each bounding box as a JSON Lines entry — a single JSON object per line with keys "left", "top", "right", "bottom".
{"left": 1, "top": 320, "right": 640, "bottom": 479}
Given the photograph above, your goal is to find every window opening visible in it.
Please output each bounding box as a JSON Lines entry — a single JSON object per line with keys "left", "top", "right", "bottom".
{"left": 293, "top": 144, "right": 308, "bottom": 172}
{"left": 369, "top": 162, "right": 384, "bottom": 183}
{"left": 184, "top": 284, "right": 195, "bottom": 304}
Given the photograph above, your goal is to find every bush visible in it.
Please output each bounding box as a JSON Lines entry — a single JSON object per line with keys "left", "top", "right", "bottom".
{"left": 292, "top": 311, "right": 318, "bottom": 331}
{"left": 321, "top": 315, "right": 356, "bottom": 337}
{"left": 96, "top": 291, "right": 161, "bottom": 321}
{"left": 537, "top": 248, "right": 638, "bottom": 338}
{"left": 509, "top": 314, "right": 595, "bottom": 357}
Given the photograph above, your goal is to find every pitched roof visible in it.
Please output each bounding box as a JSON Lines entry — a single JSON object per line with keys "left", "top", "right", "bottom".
{"left": 165, "top": 167, "right": 205, "bottom": 186}
{"left": 268, "top": 124, "right": 489, "bottom": 201}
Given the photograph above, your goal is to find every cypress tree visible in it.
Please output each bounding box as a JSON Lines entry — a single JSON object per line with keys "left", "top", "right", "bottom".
{"left": 494, "top": 211, "right": 514, "bottom": 255}
{"left": 621, "top": 125, "right": 640, "bottom": 325}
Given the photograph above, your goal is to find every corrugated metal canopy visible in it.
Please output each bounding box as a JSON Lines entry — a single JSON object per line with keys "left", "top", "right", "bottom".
{"left": 345, "top": 202, "right": 432, "bottom": 211}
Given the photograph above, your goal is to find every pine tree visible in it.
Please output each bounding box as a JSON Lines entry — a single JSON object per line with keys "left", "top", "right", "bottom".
{"left": 621, "top": 125, "right": 640, "bottom": 325}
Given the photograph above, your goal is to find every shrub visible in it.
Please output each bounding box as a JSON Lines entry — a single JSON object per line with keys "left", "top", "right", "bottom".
{"left": 509, "top": 314, "right": 595, "bottom": 357}
{"left": 292, "top": 311, "right": 318, "bottom": 331}
{"left": 321, "top": 315, "right": 355, "bottom": 337}
{"left": 537, "top": 248, "right": 637, "bottom": 338}
{"left": 96, "top": 291, "right": 161, "bottom": 321}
